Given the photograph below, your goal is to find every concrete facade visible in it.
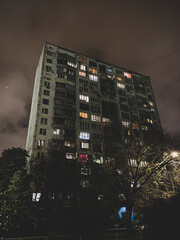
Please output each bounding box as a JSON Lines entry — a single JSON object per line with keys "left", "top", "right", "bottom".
{"left": 26, "top": 42, "right": 164, "bottom": 164}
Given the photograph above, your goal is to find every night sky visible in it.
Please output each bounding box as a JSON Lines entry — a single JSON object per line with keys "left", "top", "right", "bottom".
{"left": 0, "top": 0, "right": 180, "bottom": 154}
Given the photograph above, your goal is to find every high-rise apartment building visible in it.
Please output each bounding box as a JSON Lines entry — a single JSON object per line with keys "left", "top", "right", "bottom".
{"left": 26, "top": 42, "right": 164, "bottom": 164}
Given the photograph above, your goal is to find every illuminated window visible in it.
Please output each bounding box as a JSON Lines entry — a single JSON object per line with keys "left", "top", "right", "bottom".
{"left": 80, "top": 180, "right": 89, "bottom": 187}
{"left": 64, "top": 141, "right": 75, "bottom": 147}
{"left": 79, "top": 58, "right": 87, "bottom": 64}
{"left": 140, "top": 161, "right": 147, "bottom": 167}
{"left": 38, "top": 140, "right": 46, "bottom": 147}
{"left": 106, "top": 157, "right": 114, "bottom": 164}
{"left": 80, "top": 154, "right": 88, "bottom": 162}
{"left": 149, "top": 101, "right": 154, "bottom": 106}
{"left": 102, "top": 117, "right": 110, "bottom": 123}
{"left": 98, "top": 194, "right": 103, "bottom": 200}
{"left": 79, "top": 112, "right": 88, "bottom": 119}
{"left": 89, "top": 74, "right": 98, "bottom": 81}
{"left": 81, "top": 142, "right": 89, "bottom": 149}
{"left": 89, "top": 68, "right": 97, "bottom": 74}
{"left": 132, "top": 123, "right": 139, "bottom": 129}
{"left": 117, "top": 83, "right": 125, "bottom": 89}
{"left": 79, "top": 71, "right": 86, "bottom": 77}
{"left": 80, "top": 132, "right": 90, "bottom": 140}
{"left": 93, "top": 155, "right": 103, "bottom": 164}
{"left": 53, "top": 129, "right": 64, "bottom": 135}
{"left": 32, "top": 193, "right": 41, "bottom": 202}
{"left": 107, "top": 68, "right": 113, "bottom": 73}
{"left": 91, "top": 115, "right": 101, "bottom": 122}
{"left": 80, "top": 64, "right": 86, "bottom": 71}
{"left": 79, "top": 95, "right": 89, "bottom": 102}
{"left": 142, "top": 126, "right": 148, "bottom": 131}
{"left": 147, "top": 119, "right": 153, "bottom": 124}
{"left": 124, "top": 72, "right": 131, "bottom": 78}
{"left": 116, "top": 76, "right": 123, "bottom": 81}
{"left": 66, "top": 153, "right": 76, "bottom": 159}
{"left": 107, "top": 75, "right": 113, "bottom": 79}
{"left": 129, "top": 159, "right": 137, "bottom": 167}
{"left": 67, "top": 61, "right": 77, "bottom": 68}
{"left": 122, "top": 121, "right": 130, "bottom": 127}
{"left": 81, "top": 167, "right": 91, "bottom": 176}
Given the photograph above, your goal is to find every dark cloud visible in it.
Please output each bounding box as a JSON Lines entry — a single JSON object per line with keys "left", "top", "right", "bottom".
{"left": 0, "top": 0, "right": 180, "bottom": 153}
{"left": 0, "top": 119, "right": 17, "bottom": 134}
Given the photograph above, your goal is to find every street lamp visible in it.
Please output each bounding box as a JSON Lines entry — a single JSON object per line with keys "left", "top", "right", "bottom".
{"left": 170, "top": 151, "right": 179, "bottom": 158}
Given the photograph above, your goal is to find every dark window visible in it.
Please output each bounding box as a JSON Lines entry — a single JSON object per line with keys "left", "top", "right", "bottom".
{"left": 54, "top": 98, "right": 65, "bottom": 105}
{"left": 41, "top": 118, "right": 48, "bottom": 125}
{"left": 125, "top": 77, "right": 133, "bottom": 85}
{"left": 89, "top": 61, "right": 97, "bottom": 68}
{"left": 120, "top": 97, "right": 127, "bottom": 102}
{"left": 66, "top": 84, "right": 75, "bottom": 91}
{"left": 121, "top": 112, "right": 130, "bottom": 120}
{"left": 67, "top": 92, "right": 76, "bottom": 99}
{"left": 44, "top": 81, "right": 50, "bottom": 88}
{"left": 80, "top": 103, "right": 89, "bottom": 111}
{"left": 99, "top": 64, "right": 106, "bottom": 73}
{"left": 79, "top": 87, "right": 88, "bottom": 93}
{"left": 80, "top": 121, "right": 89, "bottom": 129}
{"left": 58, "top": 53, "right": 67, "bottom": 58}
{"left": 46, "top": 66, "right": 51, "bottom": 72}
{"left": 47, "top": 50, "right": 52, "bottom": 56}
{"left": 119, "top": 90, "right": 126, "bottom": 96}
{"left": 40, "top": 128, "right": 46, "bottom": 135}
{"left": 90, "top": 82, "right": 98, "bottom": 88}
{"left": 57, "top": 59, "right": 67, "bottom": 65}
{"left": 46, "top": 58, "right": 52, "bottom": 64}
{"left": 92, "top": 123, "right": 101, "bottom": 130}
{"left": 126, "top": 85, "right": 133, "bottom": 92}
{"left": 56, "top": 82, "right": 66, "bottom": 88}
{"left": 42, "top": 108, "right": 48, "bottom": 114}
{"left": 102, "top": 101, "right": 118, "bottom": 119}
{"left": 91, "top": 105, "right": 100, "bottom": 113}
{"left": 132, "top": 115, "right": 139, "bottom": 121}
{"left": 116, "top": 69, "right": 123, "bottom": 74}
{"left": 43, "top": 99, "right": 49, "bottom": 105}
{"left": 65, "top": 119, "right": 75, "bottom": 126}
{"left": 53, "top": 117, "right": 64, "bottom": 125}
{"left": 120, "top": 104, "right": 129, "bottom": 112}
{"left": 55, "top": 91, "right": 66, "bottom": 97}
{"left": 43, "top": 89, "right": 50, "bottom": 96}
{"left": 79, "top": 78, "right": 88, "bottom": 86}
{"left": 64, "top": 129, "right": 76, "bottom": 137}
{"left": 67, "top": 76, "right": 75, "bottom": 83}
{"left": 93, "top": 144, "right": 102, "bottom": 152}
{"left": 90, "top": 97, "right": 100, "bottom": 103}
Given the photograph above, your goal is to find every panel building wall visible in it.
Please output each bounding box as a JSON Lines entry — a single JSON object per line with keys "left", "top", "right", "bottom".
{"left": 26, "top": 42, "right": 164, "bottom": 164}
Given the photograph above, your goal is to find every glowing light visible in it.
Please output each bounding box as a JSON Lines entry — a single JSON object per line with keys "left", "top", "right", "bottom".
{"left": 118, "top": 207, "right": 126, "bottom": 219}
{"left": 171, "top": 151, "right": 179, "bottom": 158}
{"left": 124, "top": 72, "right": 131, "bottom": 78}
{"left": 32, "top": 193, "right": 41, "bottom": 202}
